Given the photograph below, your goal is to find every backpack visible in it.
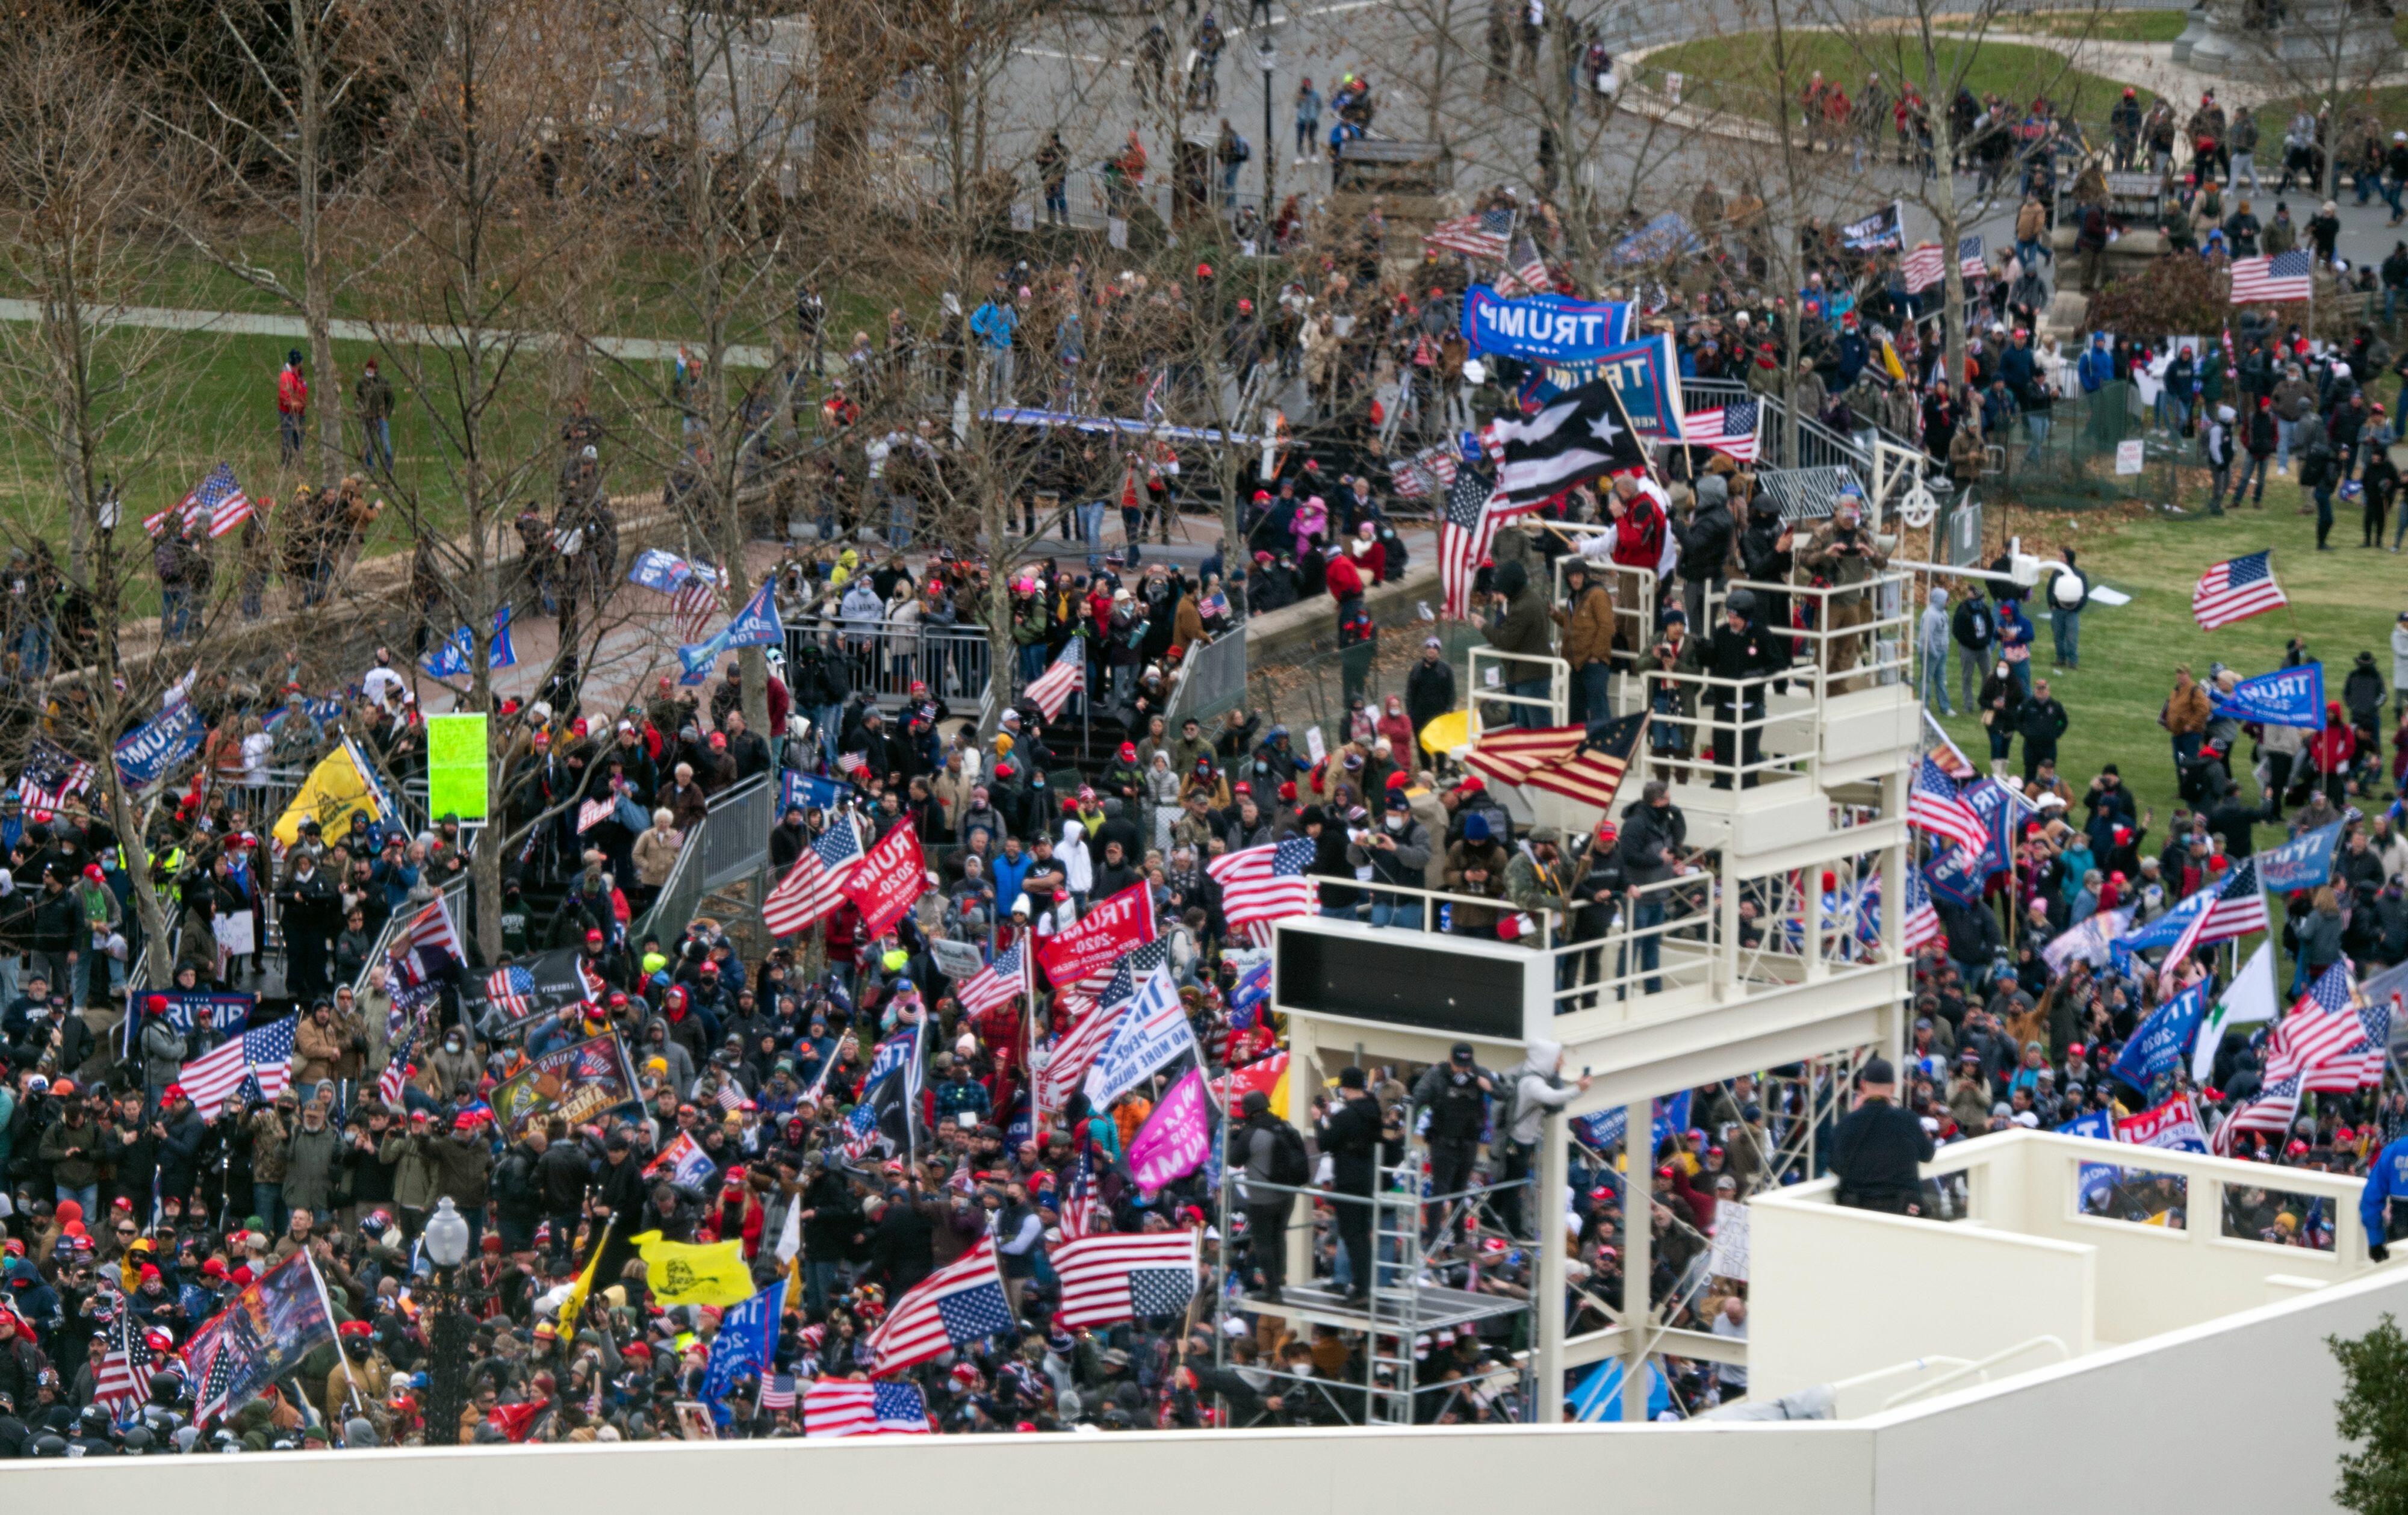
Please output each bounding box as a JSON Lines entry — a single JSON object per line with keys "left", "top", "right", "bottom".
{"left": 1232, "top": 133, "right": 1251, "bottom": 163}
{"left": 1262, "top": 1118, "right": 1311, "bottom": 1186}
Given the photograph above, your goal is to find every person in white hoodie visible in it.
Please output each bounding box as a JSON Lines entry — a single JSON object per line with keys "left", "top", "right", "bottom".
{"left": 1502, "top": 1038, "right": 1591, "bottom": 1235}
{"left": 1058, "top": 819, "right": 1094, "bottom": 909}
{"left": 2391, "top": 610, "right": 2408, "bottom": 710}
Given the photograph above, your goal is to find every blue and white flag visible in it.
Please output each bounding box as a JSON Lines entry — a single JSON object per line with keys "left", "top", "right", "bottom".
{"left": 627, "top": 548, "right": 720, "bottom": 595}
{"left": 1229, "top": 960, "right": 1272, "bottom": 1031}
{"left": 2211, "top": 662, "right": 2324, "bottom": 730}
{"left": 1570, "top": 1356, "right": 1675, "bottom": 1421}
{"left": 2256, "top": 819, "right": 2343, "bottom": 896}
{"left": 113, "top": 697, "right": 204, "bottom": 790}
{"left": 724, "top": 580, "right": 784, "bottom": 648}
{"left": 2059, "top": 1109, "right": 2118, "bottom": 1210}
{"left": 698, "top": 1276, "right": 785, "bottom": 1421}
{"left": 421, "top": 607, "right": 518, "bottom": 678}
{"left": 780, "top": 770, "right": 854, "bottom": 815}
{"left": 2112, "top": 982, "right": 2209, "bottom": 1092}
{"left": 1083, "top": 965, "right": 1196, "bottom": 1106}
{"left": 2109, "top": 887, "right": 2215, "bottom": 968}
{"left": 1571, "top": 1091, "right": 1690, "bottom": 1154}
{"left": 119, "top": 991, "right": 254, "bottom": 1059}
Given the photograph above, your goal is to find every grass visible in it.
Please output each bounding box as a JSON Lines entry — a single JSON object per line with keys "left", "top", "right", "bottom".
{"left": 1929, "top": 465, "right": 2400, "bottom": 852}
{"left": 1994, "top": 8, "right": 2189, "bottom": 42}
{"left": 1642, "top": 31, "right": 2152, "bottom": 135}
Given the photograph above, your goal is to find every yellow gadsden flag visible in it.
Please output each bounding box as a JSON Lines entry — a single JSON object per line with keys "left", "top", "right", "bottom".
{"left": 630, "top": 1230, "right": 754, "bottom": 1308}
{"left": 272, "top": 743, "right": 382, "bottom": 851}
{"left": 556, "top": 1218, "right": 613, "bottom": 1343}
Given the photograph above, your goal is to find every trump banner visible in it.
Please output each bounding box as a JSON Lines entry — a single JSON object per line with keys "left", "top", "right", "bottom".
{"left": 2211, "top": 662, "right": 2324, "bottom": 730}
{"left": 114, "top": 698, "right": 205, "bottom": 790}
{"left": 181, "top": 1251, "right": 336, "bottom": 1426}
{"left": 2115, "top": 1093, "right": 2208, "bottom": 1153}
{"left": 843, "top": 823, "right": 927, "bottom": 938}
{"left": 1460, "top": 287, "right": 1636, "bottom": 364}
{"left": 2256, "top": 818, "right": 2342, "bottom": 896}
{"left": 1128, "top": 1067, "right": 1215, "bottom": 1194}
{"left": 491, "top": 1034, "right": 639, "bottom": 1135}
{"left": 1038, "top": 882, "right": 1158, "bottom": 990}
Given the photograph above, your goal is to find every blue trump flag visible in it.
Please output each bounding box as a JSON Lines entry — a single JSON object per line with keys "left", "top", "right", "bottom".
{"left": 113, "top": 698, "right": 204, "bottom": 790}
{"left": 421, "top": 607, "right": 517, "bottom": 678}
{"left": 2109, "top": 888, "right": 2215, "bottom": 970}
{"left": 780, "top": 770, "right": 854, "bottom": 815}
{"left": 2211, "top": 663, "right": 2324, "bottom": 730}
{"left": 2256, "top": 819, "right": 2343, "bottom": 896}
{"left": 627, "top": 548, "right": 719, "bottom": 595}
{"left": 1229, "top": 959, "right": 1272, "bottom": 1030}
{"left": 1571, "top": 1091, "right": 1691, "bottom": 1153}
{"left": 698, "top": 1277, "right": 785, "bottom": 1421}
{"left": 2112, "top": 982, "right": 2210, "bottom": 1092}
{"left": 678, "top": 580, "right": 784, "bottom": 683}
{"left": 1460, "top": 287, "right": 1635, "bottom": 364}
{"left": 2059, "top": 1110, "right": 2118, "bottom": 1210}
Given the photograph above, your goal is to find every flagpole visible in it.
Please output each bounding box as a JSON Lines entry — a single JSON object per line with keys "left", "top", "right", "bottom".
{"left": 303, "top": 1252, "right": 367, "bottom": 1417}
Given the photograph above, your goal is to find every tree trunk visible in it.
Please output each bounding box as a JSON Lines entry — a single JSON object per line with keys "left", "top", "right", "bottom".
{"left": 295, "top": 0, "right": 342, "bottom": 494}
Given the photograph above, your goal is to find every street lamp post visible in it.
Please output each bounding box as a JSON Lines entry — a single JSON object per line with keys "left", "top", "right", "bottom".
{"left": 420, "top": 1196, "right": 474, "bottom": 1446}
{"left": 1257, "top": 34, "right": 1277, "bottom": 231}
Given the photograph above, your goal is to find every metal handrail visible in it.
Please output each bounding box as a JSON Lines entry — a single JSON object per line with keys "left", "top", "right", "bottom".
{"left": 1879, "top": 1335, "right": 2071, "bottom": 1410}
{"left": 1465, "top": 648, "right": 1571, "bottom": 740}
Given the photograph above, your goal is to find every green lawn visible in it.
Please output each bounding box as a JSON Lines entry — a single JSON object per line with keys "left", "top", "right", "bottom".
{"left": 1996, "top": 8, "right": 2189, "bottom": 42}
{"left": 1930, "top": 467, "right": 2398, "bottom": 850}
{"left": 1643, "top": 31, "right": 2150, "bottom": 135}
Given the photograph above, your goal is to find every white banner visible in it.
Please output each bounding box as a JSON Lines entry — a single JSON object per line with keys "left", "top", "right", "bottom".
{"left": 1083, "top": 966, "right": 1196, "bottom": 1106}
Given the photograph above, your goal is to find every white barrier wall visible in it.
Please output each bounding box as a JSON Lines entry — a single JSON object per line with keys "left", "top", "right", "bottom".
{"left": 11, "top": 1269, "right": 2406, "bottom": 1514}
{"left": 1748, "top": 1191, "right": 2097, "bottom": 1402}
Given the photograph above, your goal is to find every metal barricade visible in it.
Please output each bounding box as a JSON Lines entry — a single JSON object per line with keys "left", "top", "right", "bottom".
{"left": 634, "top": 774, "right": 772, "bottom": 941}
{"left": 1465, "top": 648, "right": 1569, "bottom": 740}
{"left": 784, "top": 621, "right": 991, "bottom": 708}
{"left": 1163, "top": 628, "right": 1247, "bottom": 728}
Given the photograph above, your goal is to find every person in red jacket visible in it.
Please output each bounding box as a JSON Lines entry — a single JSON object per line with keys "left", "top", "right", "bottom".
{"left": 1348, "top": 520, "right": 1386, "bottom": 581}
{"left": 277, "top": 349, "right": 309, "bottom": 466}
{"left": 2308, "top": 700, "right": 2357, "bottom": 807}
{"left": 1324, "top": 539, "right": 1366, "bottom": 606}
{"left": 1606, "top": 474, "right": 1668, "bottom": 571}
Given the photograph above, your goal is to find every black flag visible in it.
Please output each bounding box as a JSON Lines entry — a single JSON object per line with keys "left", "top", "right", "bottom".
{"left": 1490, "top": 379, "right": 1650, "bottom": 509}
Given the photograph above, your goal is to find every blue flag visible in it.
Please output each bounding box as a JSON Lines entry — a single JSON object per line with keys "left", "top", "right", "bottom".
{"left": 1570, "top": 1356, "right": 1675, "bottom": 1421}
{"left": 2110, "top": 888, "right": 2215, "bottom": 968}
{"left": 2059, "top": 1110, "right": 2117, "bottom": 1210}
{"left": 780, "top": 769, "right": 853, "bottom": 815}
{"left": 113, "top": 698, "right": 205, "bottom": 790}
{"left": 2256, "top": 819, "right": 2343, "bottom": 896}
{"left": 1229, "top": 960, "right": 1272, "bottom": 1030}
{"left": 1460, "top": 287, "right": 1636, "bottom": 363}
{"left": 2211, "top": 662, "right": 2324, "bottom": 730}
{"left": 627, "top": 548, "right": 718, "bottom": 595}
{"left": 1571, "top": 1092, "right": 1692, "bottom": 1154}
{"left": 698, "top": 1276, "right": 785, "bottom": 1421}
{"left": 421, "top": 607, "right": 517, "bottom": 678}
{"left": 723, "top": 580, "right": 784, "bottom": 648}
{"left": 2112, "top": 982, "right": 2209, "bottom": 1092}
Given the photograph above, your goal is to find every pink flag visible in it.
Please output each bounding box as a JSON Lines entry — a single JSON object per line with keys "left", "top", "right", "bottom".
{"left": 1127, "top": 1068, "right": 1214, "bottom": 1194}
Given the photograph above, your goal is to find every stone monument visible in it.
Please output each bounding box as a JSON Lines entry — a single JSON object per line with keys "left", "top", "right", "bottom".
{"left": 2179, "top": 0, "right": 2401, "bottom": 79}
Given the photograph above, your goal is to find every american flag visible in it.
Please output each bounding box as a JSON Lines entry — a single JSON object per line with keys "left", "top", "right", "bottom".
{"left": 2270, "top": 962, "right": 2389, "bottom": 1091}
{"left": 2211, "top": 1070, "right": 2301, "bottom": 1156}
{"left": 1207, "top": 837, "right": 1320, "bottom": 947}
{"left": 1052, "top": 1230, "right": 1200, "bottom": 1329}
{"left": 955, "top": 937, "right": 1032, "bottom": 1016}
{"left": 710, "top": 1078, "right": 746, "bottom": 1113}
{"left": 144, "top": 462, "right": 253, "bottom": 538}
{"left": 759, "top": 1373, "right": 799, "bottom": 1411}
{"left": 1523, "top": 712, "right": 1646, "bottom": 810}
{"left": 1465, "top": 723, "right": 1583, "bottom": 786}
{"left": 1023, "top": 639, "right": 1085, "bottom": 720}
{"left": 1389, "top": 443, "right": 1460, "bottom": 500}
{"left": 763, "top": 815, "right": 863, "bottom": 937}
{"left": 399, "top": 895, "right": 464, "bottom": 986}
{"left": 377, "top": 1025, "right": 415, "bottom": 1107}
{"left": 2158, "top": 857, "right": 2269, "bottom": 988}
{"left": 1908, "top": 755, "right": 1991, "bottom": 855}
{"left": 866, "top": 1237, "right": 1014, "bottom": 1374}
{"left": 1901, "top": 242, "right": 1945, "bottom": 295}
{"left": 1680, "top": 400, "right": 1761, "bottom": 463}
{"left": 1497, "top": 235, "right": 1550, "bottom": 295}
{"left": 1424, "top": 206, "right": 1513, "bottom": 260}
{"left": 1958, "top": 235, "right": 1988, "bottom": 280}
{"left": 834, "top": 750, "right": 868, "bottom": 778}
{"left": 675, "top": 581, "right": 719, "bottom": 643}
{"left": 1904, "top": 864, "right": 1943, "bottom": 953}
{"left": 485, "top": 965, "right": 535, "bottom": 1018}
{"left": 837, "top": 1099, "right": 883, "bottom": 1161}
{"left": 190, "top": 1326, "right": 238, "bottom": 1427}
{"left": 17, "top": 737, "right": 95, "bottom": 822}
{"left": 2191, "top": 550, "right": 2287, "bottom": 630}
{"left": 1438, "top": 466, "right": 1507, "bottom": 620}
{"left": 804, "top": 1379, "right": 929, "bottom": 1437}
{"left": 92, "top": 1300, "right": 154, "bottom": 1418}
{"left": 177, "top": 1015, "right": 297, "bottom": 1119}
{"left": 1059, "top": 1145, "right": 1100, "bottom": 1239}
{"left": 2230, "top": 250, "right": 2313, "bottom": 304}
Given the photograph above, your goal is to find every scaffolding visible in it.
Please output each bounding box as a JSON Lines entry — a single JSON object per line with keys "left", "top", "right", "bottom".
{"left": 1211, "top": 1153, "right": 1538, "bottom": 1427}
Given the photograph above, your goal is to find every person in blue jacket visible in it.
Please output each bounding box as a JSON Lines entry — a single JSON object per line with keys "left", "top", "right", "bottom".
{"left": 2359, "top": 1130, "right": 2408, "bottom": 1261}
